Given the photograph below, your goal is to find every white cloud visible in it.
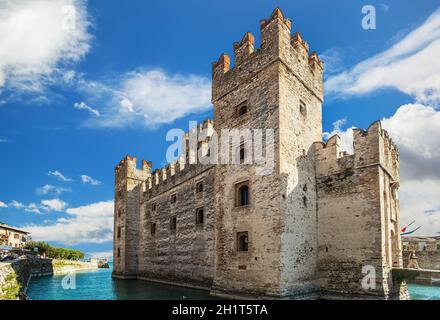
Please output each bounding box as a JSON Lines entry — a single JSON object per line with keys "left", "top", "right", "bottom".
{"left": 36, "top": 184, "right": 71, "bottom": 196}
{"left": 325, "top": 8, "right": 440, "bottom": 105}
{"left": 331, "top": 104, "right": 440, "bottom": 236}
{"left": 0, "top": 138, "right": 8, "bottom": 143}
{"left": 48, "top": 170, "right": 73, "bottom": 182}
{"left": 41, "top": 199, "right": 68, "bottom": 212}
{"left": 0, "top": 201, "right": 7, "bottom": 208}
{"left": 80, "top": 175, "right": 101, "bottom": 186}
{"left": 323, "top": 118, "right": 356, "bottom": 153}
{"left": 0, "top": 0, "right": 92, "bottom": 94}
{"left": 74, "top": 101, "right": 100, "bottom": 116}
{"left": 382, "top": 104, "right": 440, "bottom": 181}
{"left": 77, "top": 69, "right": 212, "bottom": 128}
{"left": 24, "top": 200, "right": 114, "bottom": 245}
{"left": 319, "top": 47, "right": 345, "bottom": 76}
{"left": 9, "top": 200, "right": 25, "bottom": 209}
{"left": 9, "top": 198, "right": 67, "bottom": 214}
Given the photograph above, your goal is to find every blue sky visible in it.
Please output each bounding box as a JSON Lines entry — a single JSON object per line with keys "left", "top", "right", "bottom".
{"left": 0, "top": 0, "right": 439, "bottom": 256}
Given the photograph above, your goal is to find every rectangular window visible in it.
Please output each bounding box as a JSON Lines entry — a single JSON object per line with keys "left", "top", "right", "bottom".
{"left": 151, "top": 223, "right": 156, "bottom": 235}
{"left": 170, "top": 217, "right": 177, "bottom": 231}
{"left": 235, "top": 101, "right": 248, "bottom": 118}
{"left": 171, "top": 194, "right": 177, "bottom": 204}
{"left": 117, "top": 226, "right": 122, "bottom": 238}
{"left": 152, "top": 203, "right": 156, "bottom": 211}
{"left": 117, "top": 248, "right": 121, "bottom": 258}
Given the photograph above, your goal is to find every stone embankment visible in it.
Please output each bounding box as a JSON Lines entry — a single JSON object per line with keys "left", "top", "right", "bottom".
{"left": 0, "top": 256, "right": 98, "bottom": 300}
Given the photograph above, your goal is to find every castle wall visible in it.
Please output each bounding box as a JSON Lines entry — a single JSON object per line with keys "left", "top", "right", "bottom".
{"left": 138, "top": 163, "right": 216, "bottom": 288}
{"left": 314, "top": 122, "right": 403, "bottom": 299}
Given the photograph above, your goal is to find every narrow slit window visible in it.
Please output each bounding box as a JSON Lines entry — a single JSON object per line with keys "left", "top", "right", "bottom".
{"left": 196, "top": 208, "right": 204, "bottom": 225}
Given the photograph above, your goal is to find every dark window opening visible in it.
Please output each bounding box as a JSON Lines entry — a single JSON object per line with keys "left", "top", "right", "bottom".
{"left": 300, "top": 101, "right": 307, "bottom": 116}
{"left": 236, "top": 182, "right": 250, "bottom": 207}
{"left": 196, "top": 208, "right": 204, "bottom": 225}
{"left": 152, "top": 203, "right": 156, "bottom": 211}
{"left": 239, "top": 144, "right": 245, "bottom": 163}
{"left": 171, "top": 194, "right": 177, "bottom": 204}
{"left": 117, "top": 248, "right": 121, "bottom": 258}
{"left": 170, "top": 217, "right": 177, "bottom": 231}
{"left": 196, "top": 181, "right": 204, "bottom": 193}
{"left": 237, "top": 232, "right": 249, "bottom": 252}
{"left": 151, "top": 223, "right": 156, "bottom": 235}
{"left": 303, "top": 196, "right": 307, "bottom": 207}
{"left": 117, "top": 226, "right": 122, "bottom": 238}
{"left": 325, "top": 247, "right": 329, "bottom": 253}
{"left": 238, "top": 105, "right": 248, "bottom": 116}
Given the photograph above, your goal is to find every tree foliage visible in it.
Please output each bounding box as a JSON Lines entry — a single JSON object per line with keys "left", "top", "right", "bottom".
{"left": 25, "top": 241, "right": 84, "bottom": 260}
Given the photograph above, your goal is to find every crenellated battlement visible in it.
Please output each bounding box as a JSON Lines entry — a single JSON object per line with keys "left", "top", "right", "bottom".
{"left": 313, "top": 121, "right": 399, "bottom": 181}
{"left": 119, "top": 119, "right": 215, "bottom": 197}
{"left": 212, "top": 7, "right": 324, "bottom": 102}
{"left": 115, "top": 155, "right": 152, "bottom": 182}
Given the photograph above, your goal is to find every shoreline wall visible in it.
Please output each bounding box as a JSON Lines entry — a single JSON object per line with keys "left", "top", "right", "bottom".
{"left": 0, "top": 257, "right": 98, "bottom": 300}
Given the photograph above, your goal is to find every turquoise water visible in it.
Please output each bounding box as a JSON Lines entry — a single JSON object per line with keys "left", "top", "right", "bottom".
{"left": 407, "top": 284, "right": 440, "bottom": 300}
{"left": 26, "top": 265, "right": 440, "bottom": 300}
{"left": 26, "top": 264, "right": 211, "bottom": 300}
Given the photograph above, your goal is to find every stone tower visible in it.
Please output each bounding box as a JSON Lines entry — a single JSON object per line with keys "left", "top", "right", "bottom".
{"left": 211, "top": 8, "right": 324, "bottom": 298}
{"left": 113, "top": 156, "right": 151, "bottom": 278}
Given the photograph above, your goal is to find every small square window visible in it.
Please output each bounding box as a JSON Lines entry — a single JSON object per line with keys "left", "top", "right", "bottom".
{"left": 235, "top": 101, "right": 248, "bottom": 118}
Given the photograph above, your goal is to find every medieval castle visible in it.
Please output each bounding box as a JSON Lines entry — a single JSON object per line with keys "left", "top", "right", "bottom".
{"left": 113, "top": 8, "right": 407, "bottom": 299}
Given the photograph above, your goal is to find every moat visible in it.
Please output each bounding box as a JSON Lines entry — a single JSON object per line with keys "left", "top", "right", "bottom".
{"left": 24, "top": 264, "right": 440, "bottom": 300}
{"left": 26, "top": 263, "right": 212, "bottom": 300}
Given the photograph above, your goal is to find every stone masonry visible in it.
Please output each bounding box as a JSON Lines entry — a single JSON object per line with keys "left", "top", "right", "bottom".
{"left": 113, "top": 8, "right": 406, "bottom": 299}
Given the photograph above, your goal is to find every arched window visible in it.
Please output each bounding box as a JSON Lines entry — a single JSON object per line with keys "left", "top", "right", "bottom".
{"left": 196, "top": 208, "right": 204, "bottom": 225}
{"left": 235, "top": 181, "right": 250, "bottom": 207}
{"left": 237, "top": 232, "right": 249, "bottom": 252}
{"left": 239, "top": 185, "right": 249, "bottom": 206}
